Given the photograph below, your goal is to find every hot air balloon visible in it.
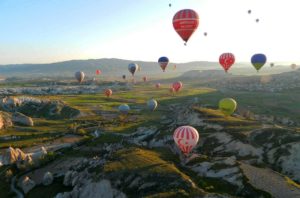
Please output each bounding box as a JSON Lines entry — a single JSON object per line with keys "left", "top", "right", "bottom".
{"left": 173, "top": 9, "right": 199, "bottom": 44}
{"left": 128, "top": 63, "right": 139, "bottom": 76}
{"left": 256, "top": 19, "right": 259, "bottom": 23}
{"left": 104, "top": 89, "right": 112, "bottom": 97}
{"left": 75, "top": 71, "right": 85, "bottom": 83}
{"left": 173, "top": 126, "right": 199, "bottom": 155}
{"left": 143, "top": 76, "right": 147, "bottom": 82}
{"left": 96, "top": 69, "right": 101, "bottom": 75}
{"left": 248, "top": 10, "right": 251, "bottom": 14}
{"left": 158, "top": 57, "right": 169, "bottom": 72}
{"left": 219, "top": 98, "right": 237, "bottom": 116}
{"left": 118, "top": 104, "right": 130, "bottom": 114}
{"left": 219, "top": 53, "right": 235, "bottom": 72}
{"left": 291, "top": 64, "right": 297, "bottom": 69}
{"left": 169, "top": 87, "right": 175, "bottom": 94}
{"left": 172, "top": 81, "right": 183, "bottom": 92}
{"left": 169, "top": 3, "right": 171, "bottom": 7}
{"left": 122, "top": 75, "right": 126, "bottom": 80}
{"left": 155, "top": 83, "right": 161, "bottom": 89}
{"left": 251, "top": 53, "right": 267, "bottom": 71}
{"left": 147, "top": 99, "right": 158, "bottom": 111}
{"left": 204, "top": 32, "right": 207, "bottom": 36}
{"left": 270, "top": 63, "right": 275, "bottom": 67}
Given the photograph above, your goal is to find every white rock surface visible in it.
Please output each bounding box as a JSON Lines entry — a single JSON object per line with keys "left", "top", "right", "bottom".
{"left": 20, "top": 176, "right": 36, "bottom": 194}
{"left": 43, "top": 171, "right": 54, "bottom": 186}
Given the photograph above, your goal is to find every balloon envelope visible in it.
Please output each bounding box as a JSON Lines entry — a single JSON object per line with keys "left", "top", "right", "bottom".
{"left": 96, "top": 69, "right": 101, "bottom": 75}
{"left": 104, "top": 89, "right": 112, "bottom": 97}
{"left": 173, "top": 9, "right": 199, "bottom": 43}
{"left": 128, "top": 63, "right": 139, "bottom": 76}
{"left": 75, "top": 71, "right": 85, "bottom": 83}
{"left": 147, "top": 99, "right": 158, "bottom": 111}
{"left": 158, "top": 56, "right": 169, "bottom": 72}
{"left": 173, "top": 126, "right": 199, "bottom": 155}
{"left": 118, "top": 104, "right": 130, "bottom": 114}
{"left": 219, "top": 53, "right": 235, "bottom": 72}
{"left": 251, "top": 54, "right": 267, "bottom": 71}
{"left": 172, "top": 81, "right": 183, "bottom": 92}
{"left": 219, "top": 98, "right": 237, "bottom": 116}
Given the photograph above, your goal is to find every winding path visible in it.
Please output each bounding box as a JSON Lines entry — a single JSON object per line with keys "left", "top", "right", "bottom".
{"left": 240, "top": 162, "right": 300, "bottom": 198}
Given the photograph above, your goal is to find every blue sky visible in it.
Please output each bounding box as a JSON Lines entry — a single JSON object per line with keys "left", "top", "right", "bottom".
{"left": 0, "top": 0, "right": 299, "bottom": 64}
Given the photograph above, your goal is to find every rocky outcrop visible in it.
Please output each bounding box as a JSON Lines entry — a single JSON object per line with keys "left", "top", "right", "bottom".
{"left": 188, "top": 156, "right": 244, "bottom": 188}
{"left": 0, "top": 96, "right": 80, "bottom": 119}
{"left": 2, "top": 147, "right": 26, "bottom": 165}
{"left": 19, "top": 176, "right": 36, "bottom": 194}
{"left": 0, "top": 111, "right": 13, "bottom": 129}
{"left": 43, "top": 172, "right": 54, "bottom": 186}
{"left": 203, "top": 132, "right": 263, "bottom": 163}
{"left": 56, "top": 179, "right": 126, "bottom": 198}
{"left": 129, "top": 127, "right": 158, "bottom": 146}
{"left": 12, "top": 112, "right": 34, "bottom": 126}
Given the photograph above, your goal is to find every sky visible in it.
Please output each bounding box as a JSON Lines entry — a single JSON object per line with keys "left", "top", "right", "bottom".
{"left": 0, "top": 0, "right": 300, "bottom": 64}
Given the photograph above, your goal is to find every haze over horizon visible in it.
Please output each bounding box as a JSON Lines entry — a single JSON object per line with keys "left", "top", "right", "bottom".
{"left": 1, "top": 0, "right": 300, "bottom": 64}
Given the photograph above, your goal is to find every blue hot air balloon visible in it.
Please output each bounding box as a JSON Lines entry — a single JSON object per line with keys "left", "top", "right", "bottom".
{"left": 118, "top": 104, "right": 130, "bottom": 114}
{"left": 128, "top": 63, "right": 139, "bottom": 76}
{"left": 158, "top": 57, "right": 169, "bottom": 72}
{"left": 147, "top": 99, "right": 158, "bottom": 111}
{"left": 251, "top": 53, "right": 267, "bottom": 71}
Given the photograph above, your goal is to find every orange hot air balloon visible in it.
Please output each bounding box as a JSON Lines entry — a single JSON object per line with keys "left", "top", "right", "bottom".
{"left": 173, "top": 9, "right": 199, "bottom": 44}
{"left": 219, "top": 53, "right": 235, "bottom": 72}
{"left": 172, "top": 81, "right": 183, "bottom": 92}
{"left": 155, "top": 83, "right": 161, "bottom": 89}
{"left": 143, "top": 76, "right": 147, "bottom": 82}
{"left": 104, "top": 89, "right": 112, "bottom": 97}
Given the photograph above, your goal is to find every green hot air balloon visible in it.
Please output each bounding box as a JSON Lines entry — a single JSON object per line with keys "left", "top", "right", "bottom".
{"left": 218, "top": 98, "right": 237, "bottom": 116}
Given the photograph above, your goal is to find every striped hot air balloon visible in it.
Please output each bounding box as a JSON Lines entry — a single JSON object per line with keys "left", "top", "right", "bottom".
{"left": 219, "top": 53, "right": 235, "bottom": 72}
{"left": 104, "top": 88, "right": 112, "bottom": 97}
{"left": 173, "top": 9, "right": 199, "bottom": 44}
{"left": 173, "top": 126, "right": 199, "bottom": 155}
{"left": 172, "top": 81, "right": 183, "bottom": 92}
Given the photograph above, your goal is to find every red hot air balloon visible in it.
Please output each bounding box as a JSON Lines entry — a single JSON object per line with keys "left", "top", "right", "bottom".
{"left": 96, "top": 69, "right": 101, "bottom": 75}
{"left": 173, "top": 126, "right": 199, "bottom": 155}
{"left": 173, "top": 9, "right": 199, "bottom": 44}
{"left": 104, "top": 89, "right": 112, "bottom": 97}
{"left": 172, "top": 81, "right": 183, "bottom": 92}
{"left": 219, "top": 53, "right": 235, "bottom": 72}
{"left": 143, "top": 76, "right": 147, "bottom": 82}
{"left": 155, "top": 83, "right": 161, "bottom": 88}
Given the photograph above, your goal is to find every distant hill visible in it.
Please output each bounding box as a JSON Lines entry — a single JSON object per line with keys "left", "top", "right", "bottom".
{"left": 0, "top": 58, "right": 293, "bottom": 79}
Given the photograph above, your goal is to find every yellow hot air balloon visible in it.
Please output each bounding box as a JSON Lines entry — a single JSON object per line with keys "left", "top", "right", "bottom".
{"left": 219, "top": 98, "right": 237, "bottom": 116}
